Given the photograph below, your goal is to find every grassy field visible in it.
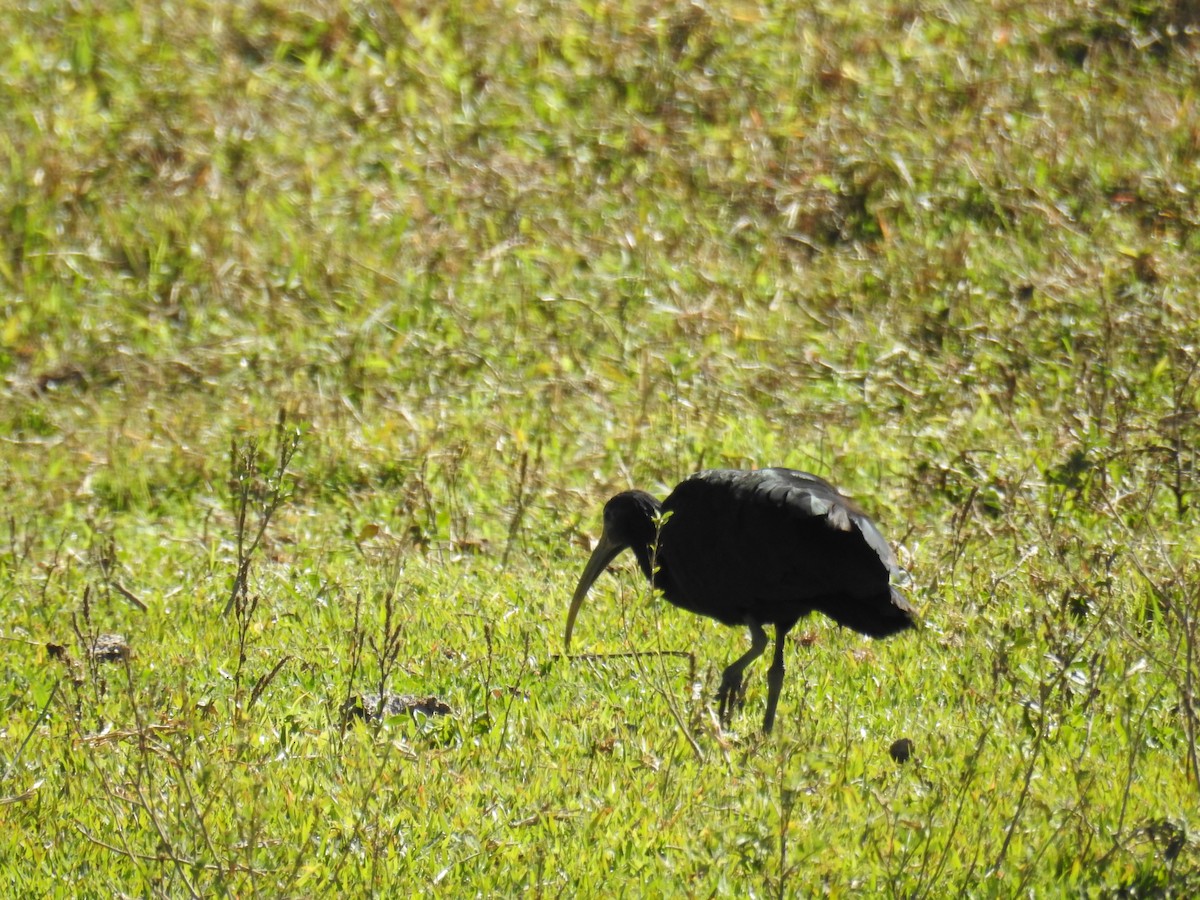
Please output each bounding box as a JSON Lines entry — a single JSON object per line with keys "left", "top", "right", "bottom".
{"left": 3, "top": 0, "right": 1200, "bottom": 895}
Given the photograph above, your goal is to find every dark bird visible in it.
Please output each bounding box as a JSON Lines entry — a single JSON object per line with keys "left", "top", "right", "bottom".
{"left": 565, "top": 468, "right": 916, "bottom": 733}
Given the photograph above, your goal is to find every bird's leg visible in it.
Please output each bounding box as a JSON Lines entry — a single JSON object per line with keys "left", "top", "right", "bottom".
{"left": 717, "top": 620, "right": 768, "bottom": 728}
{"left": 761, "top": 622, "right": 795, "bottom": 734}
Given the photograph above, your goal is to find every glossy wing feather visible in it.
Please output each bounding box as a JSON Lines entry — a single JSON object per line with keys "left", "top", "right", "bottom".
{"left": 757, "top": 468, "right": 899, "bottom": 574}
{"left": 656, "top": 469, "right": 912, "bottom": 635}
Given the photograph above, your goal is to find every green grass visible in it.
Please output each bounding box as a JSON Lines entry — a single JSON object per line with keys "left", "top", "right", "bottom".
{"left": 3, "top": 0, "right": 1200, "bottom": 894}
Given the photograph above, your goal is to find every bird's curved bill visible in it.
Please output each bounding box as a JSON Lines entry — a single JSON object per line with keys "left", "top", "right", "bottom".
{"left": 564, "top": 531, "right": 626, "bottom": 651}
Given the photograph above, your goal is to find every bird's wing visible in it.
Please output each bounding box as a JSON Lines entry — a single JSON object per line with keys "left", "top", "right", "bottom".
{"left": 660, "top": 470, "right": 895, "bottom": 615}
{"left": 756, "top": 468, "right": 899, "bottom": 575}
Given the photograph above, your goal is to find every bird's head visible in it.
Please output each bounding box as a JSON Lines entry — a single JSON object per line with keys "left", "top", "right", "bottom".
{"left": 564, "top": 490, "right": 661, "bottom": 651}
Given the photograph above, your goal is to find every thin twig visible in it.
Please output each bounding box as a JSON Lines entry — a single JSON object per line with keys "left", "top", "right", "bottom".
{"left": 112, "top": 579, "right": 148, "bottom": 612}
{"left": 248, "top": 655, "right": 294, "bottom": 712}
{"left": 74, "top": 825, "right": 265, "bottom": 875}
{"left": 552, "top": 650, "right": 696, "bottom": 666}
{"left": 2, "top": 679, "right": 59, "bottom": 782}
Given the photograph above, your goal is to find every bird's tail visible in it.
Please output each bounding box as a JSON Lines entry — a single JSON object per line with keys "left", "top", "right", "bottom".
{"left": 818, "top": 587, "right": 918, "bottom": 638}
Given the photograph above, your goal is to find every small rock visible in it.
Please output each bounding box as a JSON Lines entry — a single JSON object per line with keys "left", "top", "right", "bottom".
{"left": 89, "top": 634, "right": 131, "bottom": 663}
{"left": 343, "top": 692, "right": 452, "bottom": 723}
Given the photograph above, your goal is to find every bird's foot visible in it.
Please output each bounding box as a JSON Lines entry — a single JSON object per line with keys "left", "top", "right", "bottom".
{"left": 715, "top": 672, "right": 745, "bottom": 728}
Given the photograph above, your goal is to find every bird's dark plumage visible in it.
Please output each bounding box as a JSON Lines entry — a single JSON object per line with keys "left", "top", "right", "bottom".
{"left": 566, "top": 468, "right": 916, "bottom": 733}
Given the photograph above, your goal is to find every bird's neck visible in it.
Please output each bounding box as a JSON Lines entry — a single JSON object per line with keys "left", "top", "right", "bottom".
{"left": 631, "top": 540, "right": 675, "bottom": 595}
{"left": 628, "top": 501, "right": 668, "bottom": 589}
{"left": 631, "top": 542, "right": 656, "bottom": 582}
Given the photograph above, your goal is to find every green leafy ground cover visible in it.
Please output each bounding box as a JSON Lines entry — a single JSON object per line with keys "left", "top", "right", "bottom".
{"left": 3, "top": 0, "right": 1200, "bottom": 894}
